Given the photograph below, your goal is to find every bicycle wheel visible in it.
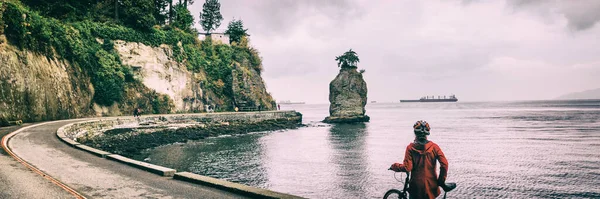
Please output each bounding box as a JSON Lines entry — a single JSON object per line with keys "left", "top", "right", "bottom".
{"left": 383, "top": 189, "right": 408, "bottom": 199}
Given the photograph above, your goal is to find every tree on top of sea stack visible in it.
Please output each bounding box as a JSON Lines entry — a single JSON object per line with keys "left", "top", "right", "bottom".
{"left": 335, "top": 49, "right": 360, "bottom": 69}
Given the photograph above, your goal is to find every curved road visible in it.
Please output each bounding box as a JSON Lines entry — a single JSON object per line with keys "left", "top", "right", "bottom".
{"left": 3, "top": 120, "right": 248, "bottom": 199}
{"left": 0, "top": 123, "right": 72, "bottom": 199}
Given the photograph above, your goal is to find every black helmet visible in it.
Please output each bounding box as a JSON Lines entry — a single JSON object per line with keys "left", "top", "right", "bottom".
{"left": 413, "top": 120, "right": 430, "bottom": 136}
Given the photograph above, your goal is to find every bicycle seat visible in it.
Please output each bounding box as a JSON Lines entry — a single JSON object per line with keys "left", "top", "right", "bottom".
{"left": 441, "top": 182, "right": 456, "bottom": 192}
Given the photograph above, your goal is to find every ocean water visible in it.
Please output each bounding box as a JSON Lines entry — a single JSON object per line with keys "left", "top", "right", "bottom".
{"left": 140, "top": 100, "right": 600, "bottom": 198}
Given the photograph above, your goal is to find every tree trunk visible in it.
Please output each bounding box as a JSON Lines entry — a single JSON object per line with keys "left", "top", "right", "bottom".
{"left": 169, "top": 0, "right": 173, "bottom": 23}
{"left": 184, "top": 0, "right": 188, "bottom": 8}
{"left": 114, "top": 0, "right": 119, "bottom": 21}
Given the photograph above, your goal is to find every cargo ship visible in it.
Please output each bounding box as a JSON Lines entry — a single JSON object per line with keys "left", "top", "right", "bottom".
{"left": 278, "top": 100, "right": 306, "bottom": 105}
{"left": 400, "top": 95, "right": 458, "bottom": 102}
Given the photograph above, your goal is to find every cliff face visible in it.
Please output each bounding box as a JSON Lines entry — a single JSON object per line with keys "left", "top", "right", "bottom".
{"left": 0, "top": 43, "right": 94, "bottom": 123}
{"left": 112, "top": 40, "right": 275, "bottom": 112}
{"left": 0, "top": 38, "right": 276, "bottom": 124}
{"left": 0, "top": 2, "right": 276, "bottom": 126}
{"left": 324, "top": 68, "right": 370, "bottom": 123}
{"left": 0, "top": 37, "right": 275, "bottom": 125}
{"left": 113, "top": 39, "right": 276, "bottom": 112}
{"left": 113, "top": 40, "right": 204, "bottom": 112}
{"left": 232, "top": 63, "right": 275, "bottom": 110}
{"left": 0, "top": 39, "right": 174, "bottom": 123}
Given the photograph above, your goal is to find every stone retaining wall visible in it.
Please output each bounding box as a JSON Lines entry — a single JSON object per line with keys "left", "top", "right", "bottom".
{"left": 62, "top": 111, "right": 301, "bottom": 141}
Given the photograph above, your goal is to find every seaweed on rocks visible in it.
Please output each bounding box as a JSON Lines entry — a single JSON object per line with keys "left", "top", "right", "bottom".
{"left": 79, "top": 117, "right": 302, "bottom": 158}
{"left": 103, "top": 128, "right": 136, "bottom": 136}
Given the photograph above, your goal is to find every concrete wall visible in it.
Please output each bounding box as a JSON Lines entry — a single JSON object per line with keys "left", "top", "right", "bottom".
{"left": 198, "top": 33, "right": 230, "bottom": 45}
{"left": 62, "top": 111, "right": 301, "bottom": 140}
{"left": 210, "top": 33, "right": 230, "bottom": 45}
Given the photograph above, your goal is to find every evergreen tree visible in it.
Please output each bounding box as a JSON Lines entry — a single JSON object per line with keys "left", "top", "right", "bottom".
{"left": 171, "top": 3, "right": 194, "bottom": 32}
{"left": 153, "top": 0, "right": 169, "bottom": 25}
{"left": 21, "top": 0, "right": 162, "bottom": 30}
{"left": 21, "top": 0, "right": 96, "bottom": 21}
{"left": 199, "top": 0, "right": 223, "bottom": 34}
{"left": 225, "top": 19, "right": 249, "bottom": 44}
{"left": 120, "top": 0, "right": 156, "bottom": 31}
{"left": 183, "top": 0, "right": 194, "bottom": 8}
{"left": 335, "top": 49, "right": 360, "bottom": 69}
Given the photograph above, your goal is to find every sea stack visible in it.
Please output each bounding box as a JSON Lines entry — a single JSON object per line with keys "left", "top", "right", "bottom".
{"left": 324, "top": 49, "right": 370, "bottom": 123}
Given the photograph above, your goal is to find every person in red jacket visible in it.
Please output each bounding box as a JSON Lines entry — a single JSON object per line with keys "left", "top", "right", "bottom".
{"left": 391, "top": 120, "right": 449, "bottom": 199}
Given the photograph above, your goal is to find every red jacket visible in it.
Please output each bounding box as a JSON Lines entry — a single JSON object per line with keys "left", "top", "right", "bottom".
{"left": 398, "top": 141, "right": 448, "bottom": 199}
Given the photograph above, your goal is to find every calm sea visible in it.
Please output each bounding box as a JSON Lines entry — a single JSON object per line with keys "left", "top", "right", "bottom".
{"left": 140, "top": 100, "right": 600, "bottom": 198}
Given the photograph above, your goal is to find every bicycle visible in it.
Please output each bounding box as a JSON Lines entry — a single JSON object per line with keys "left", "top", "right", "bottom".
{"left": 383, "top": 169, "right": 457, "bottom": 199}
{"left": 383, "top": 170, "right": 410, "bottom": 199}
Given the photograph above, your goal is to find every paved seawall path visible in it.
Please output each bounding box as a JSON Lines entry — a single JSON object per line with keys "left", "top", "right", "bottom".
{"left": 2, "top": 119, "right": 249, "bottom": 199}
{"left": 0, "top": 124, "right": 72, "bottom": 198}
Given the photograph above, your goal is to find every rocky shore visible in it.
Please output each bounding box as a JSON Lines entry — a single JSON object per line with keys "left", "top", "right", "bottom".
{"left": 323, "top": 115, "right": 370, "bottom": 123}
{"left": 78, "top": 112, "right": 302, "bottom": 158}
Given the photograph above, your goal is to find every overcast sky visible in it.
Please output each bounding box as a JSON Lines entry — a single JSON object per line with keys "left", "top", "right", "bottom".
{"left": 190, "top": 0, "right": 600, "bottom": 103}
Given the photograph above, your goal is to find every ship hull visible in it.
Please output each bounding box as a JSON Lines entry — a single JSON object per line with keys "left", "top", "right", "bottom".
{"left": 400, "top": 99, "right": 458, "bottom": 102}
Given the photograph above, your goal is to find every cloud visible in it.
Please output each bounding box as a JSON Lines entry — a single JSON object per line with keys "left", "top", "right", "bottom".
{"left": 482, "top": 56, "right": 554, "bottom": 76}
{"left": 570, "top": 61, "right": 600, "bottom": 70}
{"left": 208, "top": 0, "right": 364, "bottom": 37}
{"left": 504, "top": 0, "right": 600, "bottom": 31}
{"left": 559, "top": 1, "right": 600, "bottom": 31}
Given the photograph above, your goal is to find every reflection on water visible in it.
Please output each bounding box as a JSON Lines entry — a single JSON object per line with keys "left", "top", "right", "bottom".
{"left": 141, "top": 101, "right": 600, "bottom": 198}
{"left": 140, "top": 133, "right": 269, "bottom": 186}
{"left": 329, "top": 123, "right": 371, "bottom": 198}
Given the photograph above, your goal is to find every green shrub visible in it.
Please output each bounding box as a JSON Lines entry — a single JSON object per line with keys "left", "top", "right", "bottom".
{"left": 151, "top": 93, "right": 173, "bottom": 114}
{"left": 92, "top": 50, "right": 125, "bottom": 105}
{"left": 0, "top": 118, "right": 8, "bottom": 127}
{"left": 3, "top": 3, "right": 28, "bottom": 49}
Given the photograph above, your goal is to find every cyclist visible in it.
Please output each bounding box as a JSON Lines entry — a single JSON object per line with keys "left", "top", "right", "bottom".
{"left": 390, "top": 120, "right": 449, "bottom": 199}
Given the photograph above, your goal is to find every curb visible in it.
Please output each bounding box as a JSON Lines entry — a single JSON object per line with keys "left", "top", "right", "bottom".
{"left": 107, "top": 154, "right": 176, "bottom": 177}
{"left": 174, "top": 172, "right": 303, "bottom": 199}
{"left": 75, "top": 145, "right": 111, "bottom": 158}
{"left": 56, "top": 120, "right": 175, "bottom": 177}
{"left": 55, "top": 116, "right": 305, "bottom": 198}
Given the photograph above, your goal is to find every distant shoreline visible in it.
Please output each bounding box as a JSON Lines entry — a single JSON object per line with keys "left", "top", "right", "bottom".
{"left": 283, "top": 99, "right": 600, "bottom": 105}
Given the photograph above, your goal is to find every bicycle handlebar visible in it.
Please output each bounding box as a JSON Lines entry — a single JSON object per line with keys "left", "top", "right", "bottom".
{"left": 388, "top": 168, "right": 457, "bottom": 193}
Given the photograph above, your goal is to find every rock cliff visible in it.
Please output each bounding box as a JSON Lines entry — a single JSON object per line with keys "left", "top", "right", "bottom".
{"left": 0, "top": 2, "right": 276, "bottom": 126}
{"left": 323, "top": 68, "right": 370, "bottom": 123}
{"left": 0, "top": 37, "right": 276, "bottom": 125}
{"left": 0, "top": 42, "right": 94, "bottom": 122}
{"left": 232, "top": 63, "right": 276, "bottom": 111}
{"left": 113, "top": 40, "right": 203, "bottom": 112}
